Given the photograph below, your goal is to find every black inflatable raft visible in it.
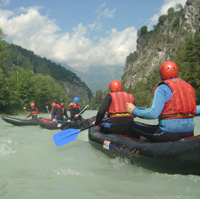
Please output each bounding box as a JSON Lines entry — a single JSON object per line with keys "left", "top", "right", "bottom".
{"left": 37, "top": 117, "right": 90, "bottom": 130}
{"left": 88, "top": 117, "right": 200, "bottom": 175}
{"left": 2, "top": 116, "right": 38, "bottom": 126}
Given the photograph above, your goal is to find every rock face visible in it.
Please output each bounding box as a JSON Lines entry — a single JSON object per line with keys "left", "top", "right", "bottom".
{"left": 122, "top": 0, "right": 200, "bottom": 88}
{"left": 62, "top": 81, "right": 91, "bottom": 103}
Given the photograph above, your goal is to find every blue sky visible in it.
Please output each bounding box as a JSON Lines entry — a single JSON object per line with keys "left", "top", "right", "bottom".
{"left": 0, "top": 0, "right": 187, "bottom": 72}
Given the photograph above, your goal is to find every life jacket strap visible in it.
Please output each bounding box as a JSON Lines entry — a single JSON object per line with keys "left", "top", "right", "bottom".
{"left": 109, "top": 113, "right": 132, "bottom": 117}
{"left": 160, "top": 113, "right": 195, "bottom": 119}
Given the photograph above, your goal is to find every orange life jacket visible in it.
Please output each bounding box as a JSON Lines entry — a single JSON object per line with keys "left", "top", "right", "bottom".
{"left": 107, "top": 91, "right": 134, "bottom": 118}
{"left": 69, "top": 103, "right": 80, "bottom": 117}
{"left": 55, "top": 104, "right": 66, "bottom": 116}
{"left": 69, "top": 103, "right": 80, "bottom": 109}
{"left": 154, "top": 78, "right": 196, "bottom": 119}
{"left": 31, "top": 107, "right": 38, "bottom": 115}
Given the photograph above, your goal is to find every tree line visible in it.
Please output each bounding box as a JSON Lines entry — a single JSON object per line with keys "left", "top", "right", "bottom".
{"left": 0, "top": 28, "right": 92, "bottom": 114}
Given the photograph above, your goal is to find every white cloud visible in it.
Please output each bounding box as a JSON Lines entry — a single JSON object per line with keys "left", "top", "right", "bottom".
{"left": 0, "top": 6, "right": 136, "bottom": 71}
{"left": 96, "top": 2, "right": 116, "bottom": 19}
{"left": 147, "top": 0, "right": 187, "bottom": 30}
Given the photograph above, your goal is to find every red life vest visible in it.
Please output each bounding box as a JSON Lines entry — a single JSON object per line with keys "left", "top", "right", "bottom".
{"left": 107, "top": 91, "right": 134, "bottom": 118}
{"left": 154, "top": 78, "right": 196, "bottom": 119}
{"left": 69, "top": 103, "right": 80, "bottom": 109}
{"left": 69, "top": 103, "right": 80, "bottom": 116}
{"left": 56, "top": 104, "right": 66, "bottom": 116}
{"left": 31, "top": 107, "right": 38, "bottom": 115}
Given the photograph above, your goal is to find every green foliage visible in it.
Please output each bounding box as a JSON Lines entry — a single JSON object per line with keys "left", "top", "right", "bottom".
{"left": 90, "top": 89, "right": 109, "bottom": 110}
{"left": 137, "top": 26, "right": 148, "bottom": 37}
{"left": 168, "top": 7, "right": 175, "bottom": 16}
{"left": 126, "top": 52, "right": 139, "bottom": 64}
{"left": 158, "top": 15, "right": 167, "bottom": 25}
{"left": 33, "top": 74, "right": 68, "bottom": 111}
{"left": 18, "top": 70, "right": 36, "bottom": 106}
{"left": 124, "top": 68, "right": 160, "bottom": 107}
{"left": 175, "top": 3, "right": 183, "bottom": 10}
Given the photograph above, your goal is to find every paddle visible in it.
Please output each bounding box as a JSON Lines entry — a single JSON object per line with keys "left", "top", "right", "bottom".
{"left": 73, "top": 105, "right": 89, "bottom": 118}
{"left": 53, "top": 123, "right": 95, "bottom": 146}
{"left": 53, "top": 117, "right": 108, "bottom": 146}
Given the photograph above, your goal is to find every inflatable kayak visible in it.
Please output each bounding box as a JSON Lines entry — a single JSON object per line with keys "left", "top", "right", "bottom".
{"left": 88, "top": 117, "right": 200, "bottom": 175}
{"left": 2, "top": 116, "right": 38, "bottom": 126}
{"left": 37, "top": 117, "right": 90, "bottom": 130}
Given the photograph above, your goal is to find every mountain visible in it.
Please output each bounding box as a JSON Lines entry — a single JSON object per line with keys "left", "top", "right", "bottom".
{"left": 75, "top": 65, "right": 124, "bottom": 93}
{"left": 122, "top": 0, "right": 199, "bottom": 89}
{"left": 121, "top": 0, "right": 200, "bottom": 106}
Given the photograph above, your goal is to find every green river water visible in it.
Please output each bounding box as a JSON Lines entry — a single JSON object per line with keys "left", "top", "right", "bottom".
{"left": 0, "top": 110, "right": 200, "bottom": 199}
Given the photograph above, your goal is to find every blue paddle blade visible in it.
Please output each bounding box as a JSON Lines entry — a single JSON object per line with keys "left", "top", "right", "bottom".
{"left": 53, "top": 128, "right": 80, "bottom": 146}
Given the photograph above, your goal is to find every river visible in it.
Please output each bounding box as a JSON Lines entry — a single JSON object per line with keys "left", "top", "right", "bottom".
{"left": 0, "top": 110, "right": 200, "bottom": 199}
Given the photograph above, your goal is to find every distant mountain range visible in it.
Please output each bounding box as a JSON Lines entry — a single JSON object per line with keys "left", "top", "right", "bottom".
{"left": 62, "top": 63, "right": 124, "bottom": 93}
{"left": 75, "top": 65, "right": 124, "bottom": 93}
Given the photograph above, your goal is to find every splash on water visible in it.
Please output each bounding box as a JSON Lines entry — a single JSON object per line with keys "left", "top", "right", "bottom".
{"left": 0, "top": 137, "right": 16, "bottom": 157}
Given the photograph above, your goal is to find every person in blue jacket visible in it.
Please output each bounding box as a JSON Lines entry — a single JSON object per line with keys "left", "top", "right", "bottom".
{"left": 126, "top": 61, "right": 197, "bottom": 142}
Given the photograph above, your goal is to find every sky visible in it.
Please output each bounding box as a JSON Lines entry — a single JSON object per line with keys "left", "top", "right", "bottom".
{"left": 0, "top": 0, "right": 187, "bottom": 72}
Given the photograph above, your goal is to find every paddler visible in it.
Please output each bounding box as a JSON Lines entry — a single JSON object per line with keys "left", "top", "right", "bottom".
{"left": 94, "top": 80, "right": 135, "bottom": 135}
{"left": 52, "top": 99, "right": 70, "bottom": 122}
{"left": 24, "top": 103, "right": 38, "bottom": 120}
{"left": 126, "top": 61, "right": 197, "bottom": 142}
{"left": 68, "top": 97, "right": 89, "bottom": 121}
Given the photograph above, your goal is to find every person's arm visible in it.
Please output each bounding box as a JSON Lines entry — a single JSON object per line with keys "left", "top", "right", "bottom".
{"left": 24, "top": 107, "right": 33, "bottom": 119}
{"left": 95, "top": 95, "right": 111, "bottom": 125}
{"left": 127, "top": 84, "right": 172, "bottom": 119}
{"left": 24, "top": 107, "right": 30, "bottom": 112}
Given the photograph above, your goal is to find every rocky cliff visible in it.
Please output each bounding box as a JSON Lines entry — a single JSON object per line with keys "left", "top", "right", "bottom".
{"left": 122, "top": 0, "right": 200, "bottom": 88}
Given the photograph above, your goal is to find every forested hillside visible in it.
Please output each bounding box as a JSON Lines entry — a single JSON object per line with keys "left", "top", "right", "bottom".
{"left": 122, "top": 0, "right": 200, "bottom": 107}
{"left": 0, "top": 29, "right": 92, "bottom": 114}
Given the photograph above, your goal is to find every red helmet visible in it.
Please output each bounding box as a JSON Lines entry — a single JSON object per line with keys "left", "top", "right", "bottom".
{"left": 109, "top": 80, "right": 122, "bottom": 92}
{"left": 30, "top": 103, "right": 35, "bottom": 107}
{"left": 160, "top": 61, "right": 178, "bottom": 80}
{"left": 52, "top": 102, "right": 56, "bottom": 107}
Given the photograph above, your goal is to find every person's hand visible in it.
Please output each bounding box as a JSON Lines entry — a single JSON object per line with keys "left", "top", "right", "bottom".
{"left": 46, "top": 106, "right": 48, "bottom": 108}
{"left": 85, "top": 105, "right": 89, "bottom": 108}
{"left": 126, "top": 103, "right": 136, "bottom": 114}
{"left": 67, "top": 119, "right": 71, "bottom": 122}
{"left": 52, "top": 119, "right": 56, "bottom": 122}
{"left": 23, "top": 107, "right": 26, "bottom": 110}
{"left": 25, "top": 117, "right": 27, "bottom": 120}
{"left": 74, "top": 114, "right": 78, "bottom": 117}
